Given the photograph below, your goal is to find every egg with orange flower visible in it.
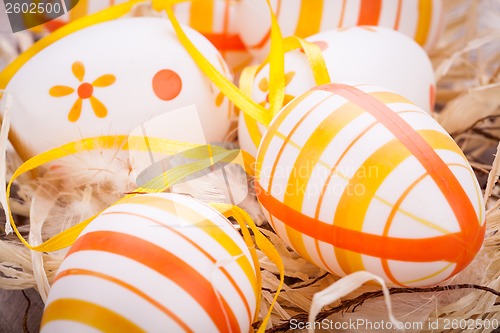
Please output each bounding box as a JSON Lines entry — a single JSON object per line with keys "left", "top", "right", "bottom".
{"left": 0, "top": 17, "right": 233, "bottom": 162}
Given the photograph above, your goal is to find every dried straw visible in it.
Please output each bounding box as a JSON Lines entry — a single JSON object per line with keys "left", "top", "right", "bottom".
{"left": 0, "top": 0, "right": 499, "bottom": 331}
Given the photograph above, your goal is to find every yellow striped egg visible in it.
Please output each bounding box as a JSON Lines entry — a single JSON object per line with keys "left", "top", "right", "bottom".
{"left": 237, "top": 0, "right": 443, "bottom": 60}
{"left": 255, "top": 83, "right": 485, "bottom": 287}
{"left": 41, "top": 193, "right": 258, "bottom": 333}
{"left": 0, "top": 17, "right": 233, "bottom": 162}
{"left": 239, "top": 26, "right": 436, "bottom": 157}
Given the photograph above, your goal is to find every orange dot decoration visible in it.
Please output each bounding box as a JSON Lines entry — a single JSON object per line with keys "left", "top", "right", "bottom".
{"left": 40, "top": 193, "right": 258, "bottom": 333}
{"left": 152, "top": 69, "right": 183, "bottom": 101}
{"left": 255, "top": 83, "right": 485, "bottom": 287}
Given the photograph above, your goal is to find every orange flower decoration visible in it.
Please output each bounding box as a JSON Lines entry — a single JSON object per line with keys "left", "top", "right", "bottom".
{"left": 49, "top": 61, "right": 116, "bottom": 122}
{"left": 258, "top": 71, "right": 296, "bottom": 108}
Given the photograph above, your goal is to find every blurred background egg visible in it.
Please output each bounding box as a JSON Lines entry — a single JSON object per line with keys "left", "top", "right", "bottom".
{"left": 236, "top": 0, "right": 444, "bottom": 60}
{"left": 26, "top": 0, "right": 130, "bottom": 33}
{"left": 254, "top": 83, "right": 485, "bottom": 287}
{"left": 41, "top": 193, "right": 258, "bottom": 333}
{"left": 173, "top": 0, "right": 253, "bottom": 73}
{"left": 239, "top": 26, "right": 436, "bottom": 157}
{"left": 30, "top": 0, "right": 252, "bottom": 74}
{"left": 0, "top": 17, "right": 233, "bottom": 162}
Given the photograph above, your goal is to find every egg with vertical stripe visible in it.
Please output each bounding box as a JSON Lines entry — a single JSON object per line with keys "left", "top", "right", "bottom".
{"left": 173, "top": 0, "right": 253, "bottom": 73}
{"left": 255, "top": 83, "right": 485, "bottom": 287}
{"left": 237, "top": 0, "right": 443, "bottom": 60}
{"left": 41, "top": 193, "right": 258, "bottom": 333}
{"left": 239, "top": 26, "right": 436, "bottom": 157}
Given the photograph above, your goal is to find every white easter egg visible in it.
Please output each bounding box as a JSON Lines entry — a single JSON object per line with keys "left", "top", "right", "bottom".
{"left": 0, "top": 17, "right": 233, "bottom": 161}
{"left": 237, "top": 0, "right": 444, "bottom": 60}
{"left": 41, "top": 193, "right": 258, "bottom": 333}
{"left": 239, "top": 26, "right": 436, "bottom": 156}
{"left": 255, "top": 83, "right": 485, "bottom": 287}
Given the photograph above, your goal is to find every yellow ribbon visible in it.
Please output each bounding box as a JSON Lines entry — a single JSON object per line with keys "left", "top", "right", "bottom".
{"left": 153, "top": 0, "right": 284, "bottom": 126}
{"left": 211, "top": 203, "right": 284, "bottom": 333}
{"left": 6, "top": 136, "right": 242, "bottom": 252}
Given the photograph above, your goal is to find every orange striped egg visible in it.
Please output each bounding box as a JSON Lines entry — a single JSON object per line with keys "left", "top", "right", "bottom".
{"left": 255, "top": 83, "right": 485, "bottom": 287}
{"left": 239, "top": 26, "right": 436, "bottom": 157}
{"left": 174, "top": 0, "right": 253, "bottom": 73}
{"left": 237, "top": 0, "right": 444, "bottom": 60}
{"left": 41, "top": 193, "right": 258, "bottom": 333}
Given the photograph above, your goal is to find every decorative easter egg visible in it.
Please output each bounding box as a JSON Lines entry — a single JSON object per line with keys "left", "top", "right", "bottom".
{"left": 0, "top": 17, "right": 233, "bottom": 161}
{"left": 31, "top": 0, "right": 130, "bottom": 33}
{"left": 236, "top": 0, "right": 444, "bottom": 60}
{"left": 239, "top": 26, "right": 436, "bottom": 156}
{"left": 174, "top": 0, "right": 253, "bottom": 73}
{"left": 40, "top": 193, "right": 258, "bottom": 333}
{"left": 255, "top": 83, "right": 485, "bottom": 287}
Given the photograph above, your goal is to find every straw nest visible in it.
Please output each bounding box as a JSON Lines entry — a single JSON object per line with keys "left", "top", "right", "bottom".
{"left": 0, "top": 0, "right": 499, "bottom": 332}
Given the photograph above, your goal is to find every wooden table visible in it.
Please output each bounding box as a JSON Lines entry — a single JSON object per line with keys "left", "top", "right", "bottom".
{"left": 0, "top": 288, "right": 43, "bottom": 333}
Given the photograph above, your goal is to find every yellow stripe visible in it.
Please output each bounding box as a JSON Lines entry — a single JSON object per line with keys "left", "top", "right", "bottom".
{"left": 414, "top": 0, "right": 432, "bottom": 46}
{"left": 334, "top": 138, "right": 412, "bottom": 274}
{"left": 256, "top": 91, "right": 313, "bottom": 169}
{"left": 401, "top": 262, "right": 453, "bottom": 285}
{"left": 41, "top": 299, "right": 145, "bottom": 332}
{"left": 418, "top": 129, "right": 468, "bottom": 160}
{"left": 369, "top": 91, "right": 414, "bottom": 105}
{"left": 334, "top": 128, "right": 468, "bottom": 275}
{"left": 70, "top": 0, "right": 89, "bottom": 21}
{"left": 294, "top": 0, "right": 323, "bottom": 38}
{"left": 283, "top": 102, "right": 364, "bottom": 263}
{"left": 189, "top": 0, "right": 215, "bottom": 33}
{"left": 122, "top": 195, "right": 259, "bottom": 299}
{"left": 374, "top": 195, "right": 452, "bottom": 234}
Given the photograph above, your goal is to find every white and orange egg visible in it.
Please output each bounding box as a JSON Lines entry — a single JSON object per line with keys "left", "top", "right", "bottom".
{"left": 239, "top": 26, "right": 436, "bottom": 156}
{"left": 254, "top": 83, "right": 485, "bottom": 287}
{"left": 41, "top": 193, "right": 258, "bottom": 333}
{"left": 236, "top": 0, "right": 444, "bottom": 60}
{"left": 0, "top": 17, "right": 233, "bottom": 162}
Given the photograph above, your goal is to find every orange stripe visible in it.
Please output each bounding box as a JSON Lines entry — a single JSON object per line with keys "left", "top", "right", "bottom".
{"left": 315, "top": 84, "right": 483, "bottom": 272}
{"left": 414, "top": 0, "right": 432, "bottom": 46}
{"left": 282, "top": 101, "right": 363, "bottom": 263}
{"left": 255, "top": 181, "right": 485, "bottom": 263}
{"left": 122, "top": 195, "right": 259, "bottom": 301}
{"left": 381, "top": 172, "right": 429, "bottom": 286}
{"left": 247, "top": 0, "right": 282, "bottom": 49}
{"left": 394, "top": 0, "right": 403, "bottom": 30}
{"left": 102, "top": 210, "right": 254, "bottom": 324}
{"left": 203, "top": 33, "right": 247, "bottom": 51}
{"left": 256, "top": 90, "right": 313, "bottom": 168}
{"left": 67, "top": 231, "right": 241, "bottom": 333}
{"left": 294, "top": 0, "right": 323, "bottom": 38}
{"left": 338, "top": 0, "right": 347, "bottom": 26}
{"left": 264, "top": 94, "right": 333, "bottom": 234}
{"left": 357, "top": 0, "right": 382, "bottom": 25}
{"left": 70, "top": 0, "right": 88, "bottom": 21}
{"left": 42, "top": 299, "right": 144, "bottom": 332}
{"left": 314, "top": 120, "right": 378, "bottom": 273}
{"left": 332, "top": 138, "right": 413, "bottom": 274}
{"left": 54, "top": 269, "right": 193, "bottom": 332}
